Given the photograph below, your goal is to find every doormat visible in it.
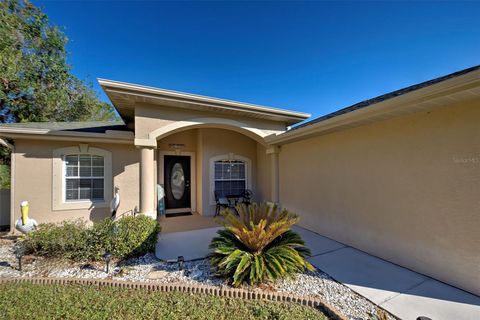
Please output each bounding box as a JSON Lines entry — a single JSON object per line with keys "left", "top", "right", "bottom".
{"left": 165, "top": 212, "right": 193, "bottom": 218}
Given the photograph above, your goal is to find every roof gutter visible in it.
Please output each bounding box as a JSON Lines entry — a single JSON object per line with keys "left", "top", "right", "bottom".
{"left": 0, "top": 128, "right": 134, "bottom": 145}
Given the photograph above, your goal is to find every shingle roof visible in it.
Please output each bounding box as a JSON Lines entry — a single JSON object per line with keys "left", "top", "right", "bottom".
{"left": 0, "top": 121, "right": 130, "bottom": 133}
{"left": 290, "top": 64, "right": 480, "bottom": 131}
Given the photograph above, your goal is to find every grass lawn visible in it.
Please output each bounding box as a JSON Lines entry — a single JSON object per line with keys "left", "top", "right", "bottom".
{"left": 0, "top": 283, "right": 329, "bottom": 320}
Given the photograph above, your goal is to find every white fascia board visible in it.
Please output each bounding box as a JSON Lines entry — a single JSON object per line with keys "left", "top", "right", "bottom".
{"left": 98, "top": 78, "right": 311, "bottom": 121}
{"left": 0, "top": 128, "right": 134, "bottom": 144}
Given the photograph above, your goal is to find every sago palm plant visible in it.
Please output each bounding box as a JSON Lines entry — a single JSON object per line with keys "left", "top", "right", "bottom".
{"left": 209, "top": 202, "right": 314, "bottom": 287}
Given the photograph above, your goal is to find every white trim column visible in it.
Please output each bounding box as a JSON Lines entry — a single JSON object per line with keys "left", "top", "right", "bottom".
{"left": 266, "top": 146, "right": 280, "bottom": 203}
{"left": 140, "top": 147, "right": 155, "bottom": 218}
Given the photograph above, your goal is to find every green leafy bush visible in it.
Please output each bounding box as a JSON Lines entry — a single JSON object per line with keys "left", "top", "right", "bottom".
{"left": 112, "top": 215, "right": 160, "bottom": 258}
{"left": 19, "top": 220, "right": 90, "bottom": 260}
{"left": 0, "top": 165, "right": 10, "bottom": 189}
{"left": 209, "top": 203, "right": 314, "bottom": 287}
{"left": 21, "top": 215, "right": 160, "bottom": 261}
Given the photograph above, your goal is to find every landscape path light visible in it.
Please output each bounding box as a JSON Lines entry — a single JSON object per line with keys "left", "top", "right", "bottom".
{"left": 103, "top": 252, "right": 113, "bottom": 274}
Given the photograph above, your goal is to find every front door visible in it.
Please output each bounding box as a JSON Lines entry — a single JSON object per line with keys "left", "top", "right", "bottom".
{"left": 164, "top": 155, "right": 191, "bottom": 210}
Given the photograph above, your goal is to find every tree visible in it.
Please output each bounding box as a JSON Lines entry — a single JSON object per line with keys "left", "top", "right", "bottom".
{"left": 0, "top": 0, "right": 117, "bottom": 171}
{"left": 0, "top": 0, "right": 116, "bottom": 123}
{"left": 0, "top": 164, "right": 9, "bottom": 188}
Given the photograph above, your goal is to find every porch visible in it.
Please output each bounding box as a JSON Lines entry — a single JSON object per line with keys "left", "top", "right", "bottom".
{"left": 159, "top": 212, "right": 219, "bottom": 234}
{"left": 135, "top": 126, "right": 286, "bottom": 223}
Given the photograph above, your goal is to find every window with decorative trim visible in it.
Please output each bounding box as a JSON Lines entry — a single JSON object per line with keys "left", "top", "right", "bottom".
{"left": 64, "top": 154, "right": 105, "bottom": 201}
{"left": 52, "top": 145, "right": 112, "bottom": 211}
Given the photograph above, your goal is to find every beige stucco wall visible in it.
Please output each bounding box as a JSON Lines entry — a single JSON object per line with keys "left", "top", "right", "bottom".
{"left": 196, "top": 130, "right": 204, "bottom": 215}
{"left": 279, "top": 100, "right": 480, "bottom": 295}
{"left": 256, "top": 143, "right": 272, "bottom": 202}
{"left": 134, "top": 103, "right": 286, "bottom": 141}
{"left": 12, "top": 139, "right": 140, "bottom": 226}
{"left": 157, "top": 129, "right": 198, "bottom": 152}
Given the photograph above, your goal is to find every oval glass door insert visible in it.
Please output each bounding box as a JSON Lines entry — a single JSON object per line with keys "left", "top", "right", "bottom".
{"left": 171, "top": 163, "right": 185, "bottom": 200}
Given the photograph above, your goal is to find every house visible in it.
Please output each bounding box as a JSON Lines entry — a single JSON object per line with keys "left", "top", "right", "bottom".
{"left": 0, "top": 65, "right": 479, "bottom": 296}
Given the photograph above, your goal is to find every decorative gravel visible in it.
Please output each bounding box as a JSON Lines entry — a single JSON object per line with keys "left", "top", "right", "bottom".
{"left": 0, "top": 239, "right": 393, "bottom": 320}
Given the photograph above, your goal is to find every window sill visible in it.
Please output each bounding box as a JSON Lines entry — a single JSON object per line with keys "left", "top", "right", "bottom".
{"left": 52, "top": 200, "right": 109, "bottom": 211}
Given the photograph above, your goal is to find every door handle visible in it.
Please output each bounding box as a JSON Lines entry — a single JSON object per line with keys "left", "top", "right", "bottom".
{"left": 186, "top": 181, "right": 190, "bottom": 188}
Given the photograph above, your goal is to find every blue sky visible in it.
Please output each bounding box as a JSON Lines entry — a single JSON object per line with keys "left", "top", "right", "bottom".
{"left": 34, "top": 1, "right": 480, "bottom": 120}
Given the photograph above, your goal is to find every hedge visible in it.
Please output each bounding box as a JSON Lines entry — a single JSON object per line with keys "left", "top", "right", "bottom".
{"left": 20, "top": 215, "right": 160, "bottom": 261}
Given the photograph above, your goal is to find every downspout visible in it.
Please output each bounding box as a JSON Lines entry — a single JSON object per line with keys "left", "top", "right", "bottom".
{"left": 0, "top": 138, "right": 14, "bottom": 234}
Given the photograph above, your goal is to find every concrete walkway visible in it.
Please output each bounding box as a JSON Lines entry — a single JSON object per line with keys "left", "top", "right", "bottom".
{"left": 156, "top": 227, "right": 221, "bottom": 261}
{"left": 292, "top": 225, "right": 480, "bottom": 320}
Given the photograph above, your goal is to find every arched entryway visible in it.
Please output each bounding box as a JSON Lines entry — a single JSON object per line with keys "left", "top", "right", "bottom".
{"left": 154, "top": 126, "right": 273, "bottom": 218}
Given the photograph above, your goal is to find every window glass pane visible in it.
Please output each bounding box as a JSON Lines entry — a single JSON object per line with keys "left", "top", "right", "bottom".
{"left": 215, "top": 180, "right": 246, "bottom": 197}
{"left": 231, "top": 163, "right": 239, "bottom": 179}
{"left": 92, "top": 167, "right": 104, "bottom": 177}
{"left": 79, "top": 155, "right": 92, "bottom": 167}
{"left": 66, "top": 179, "right": 79, "bottom": 189}
{"left": 79, "top": 188, "right": 91, "bottom": 200}
{"left": 92, "top": 179, "right": 103, "bottom": 189}
{"left": 215, "top": 181, "right": 228, "bottom": 197}
{"left": 214, "top": 163, "right": 222, "bottom": 180}
{"left": 92, "top": 188, "right": 104, "bottom": 200}
{"left": 171, "top": 163, "right": 185, "bottom": 200}
{"left": 239, "top": 164, "right": 245, "bottom": 179}
{"left": 222, "top": 163, "right": 230, "bottom": 180}
{"left": 92, "top": 156, "right": 104, "bottom": 166}
{"left": 79, "top": 178, "right": 92, "bottom": 188}
{"left": 66, "top": 166, "right": 78, "bottom": 177}
{"left": 80, "top": 166, "right": 91, "bottom": 177}
{"left": 66, "top": 189, "right": 78, "bottom": 200}
{"left": 65, "top": 155, "right": 78, "bottom": 166}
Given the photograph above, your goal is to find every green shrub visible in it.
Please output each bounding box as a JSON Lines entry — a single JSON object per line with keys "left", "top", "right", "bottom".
{"left": 21, "top": 215, "right": 160, "bottom": 261}
{"left": 209, "top": 203, "right": 314, "bottom": 287}
{"left": 20, "top": 220, "right": 91, "bottom": 260}
{"left": 112, "top": 215, "right": 160, "bottom": 258}
{"left": 0, "top": 165, "right": 10, "bottom": 189}
{"left": 86, "top": 218, "right": 116, "bottom": 260}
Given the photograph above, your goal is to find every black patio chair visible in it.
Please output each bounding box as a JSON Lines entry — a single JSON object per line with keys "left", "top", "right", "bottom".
{"left": 240, "top": 189, "right": 253, "bottom": 205}
{"left": 214, "top": 190, "right": 230, "bottom": 216}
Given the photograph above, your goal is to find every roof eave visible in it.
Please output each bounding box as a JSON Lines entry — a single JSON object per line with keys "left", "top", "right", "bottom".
{"left": 267, "top": 68, "right": 480, "bottom": 145}
{"left": 0, "top": 128, "right": 134, "bottom": 144}
{"left": 98, "top": 78, "right": 310, "bottom": 124}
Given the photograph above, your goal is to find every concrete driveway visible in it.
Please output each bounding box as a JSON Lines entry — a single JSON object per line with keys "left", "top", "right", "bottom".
{"left": 292, "top": 225, "right": 480, "bottom": 320}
